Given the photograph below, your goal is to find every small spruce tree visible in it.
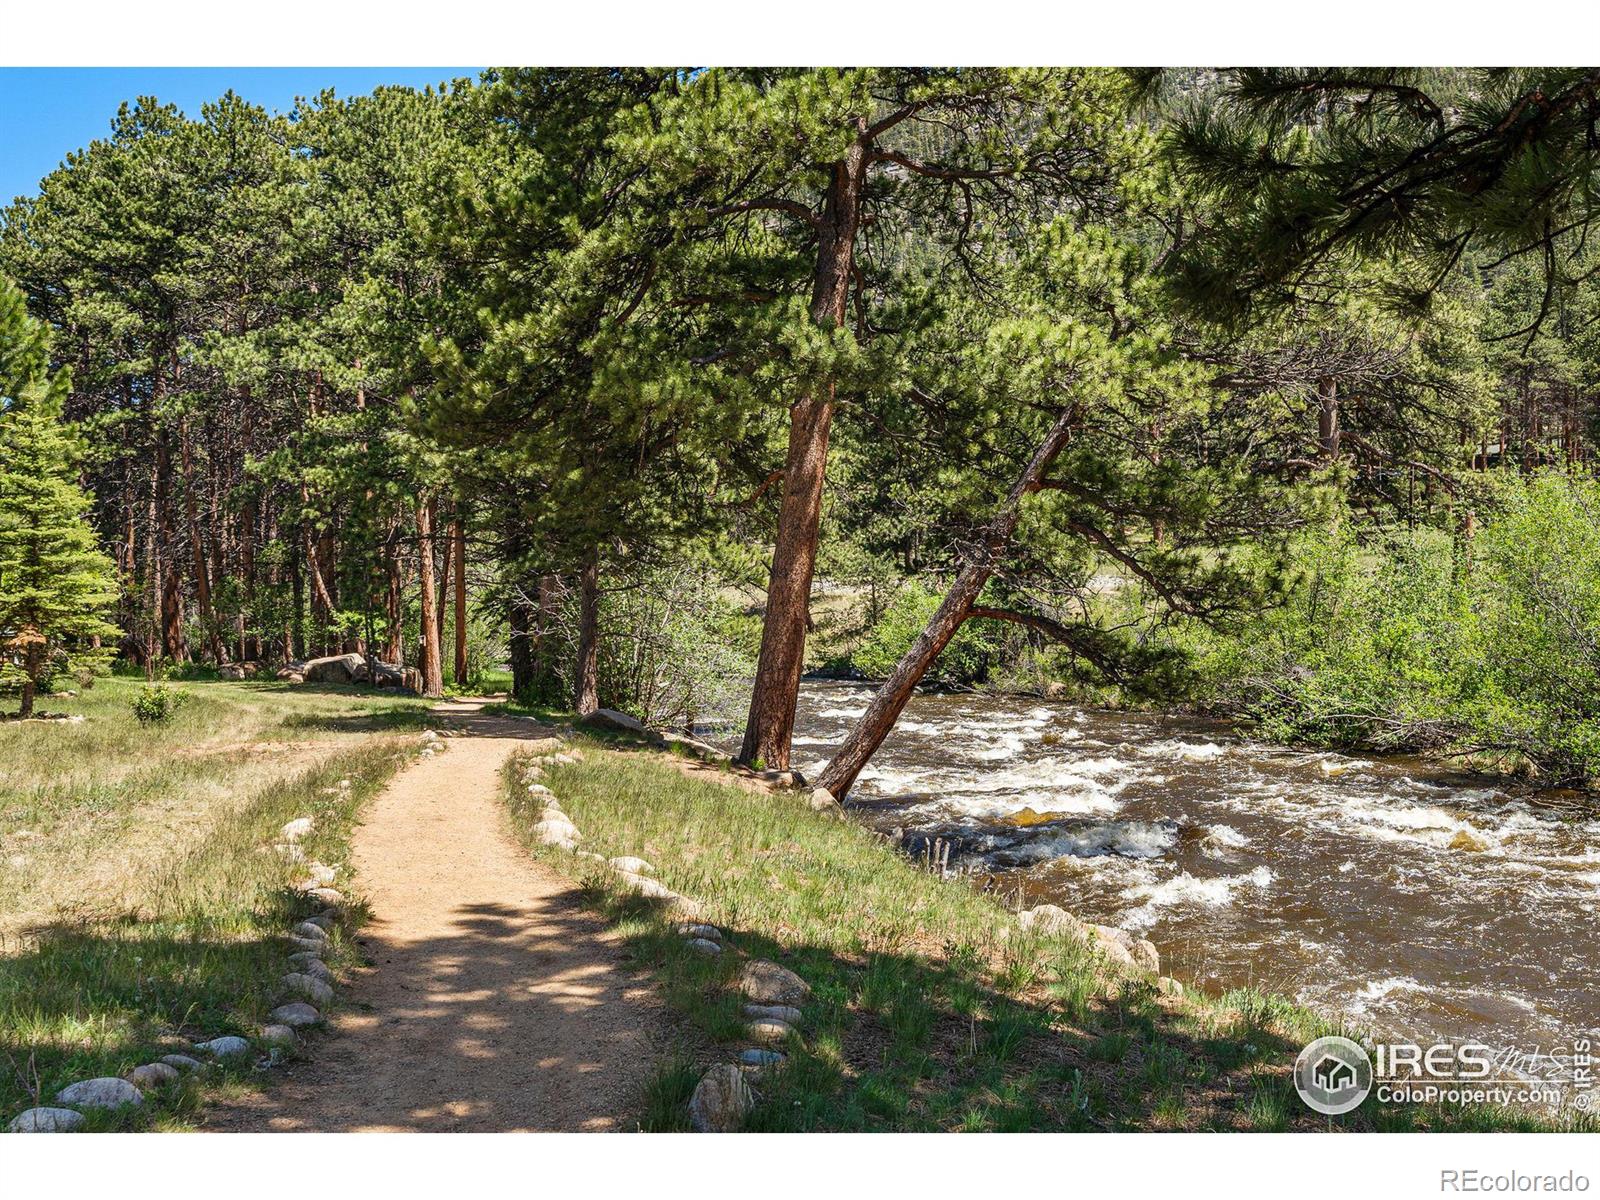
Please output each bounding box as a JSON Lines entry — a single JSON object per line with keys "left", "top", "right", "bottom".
{"left": 0, "top": 277, "right": 119, "bottom": 717}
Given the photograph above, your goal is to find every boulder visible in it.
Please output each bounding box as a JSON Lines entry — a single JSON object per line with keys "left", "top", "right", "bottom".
{"left": 1086, "top": 924, "right": 1160, "bottom": 973}
{"left": 269, "top": 1002, "right": 321, "bottom": 1028}
{"left": 686, "top": 937, "right": 722, "bottom": 956}
{"left": 296, "top": 958, "right": 336, "bottom": 984}
{"left": 55, "top": 1077, "right": 143, "bottom": 1110}
{"left": 195, "top": 1036, "right": 251, "bottom": 1058}
{"left": 688, "top": 1064, "right": 754, "bottom": 1133}
{"left": 807, "top": 787, "right": 844, "bottom": 818}
{"left": 292, "top": 921, "right": 330, "bottom": 942}
{"left": 281, "top": 973, "right": 335, "bottom": 1006}
{"left": 159, "top": 1054, "right": 202, "bottom": 1073}
{"left": 1018, "top": 904, "right": 1087, "bottom": 941}
{"left": 745, "top": 1019, "right": 794, "bottom": 1045}
{"left": 260, "top": 1024, "right": 298, "bottom": 1046}
{"left": 294, "top": 863, "right": 338, "bottom": 889}
{"left": 217, "top": 662, "right": 261, "bottom": 681}
{"left": 523, "top": 737, "right": 568, "bottom": 755}
{"left": 743, "top": 1004, "right": 803, "bottom": 1025}
{"left": 280, "top": 817, "right": 314, "bottom": 843}
{"left": 304, "top": 887, "right": 345, "bottom": 907}
{"left": 738, "top": 1048, "right": 783, "bottom": 1068}
{"left": 615, "top": 871, "right": 681, "bottom": 902}
{"left": 533, "top": 819, "right": 581, "bottom": 846}
{"left": 301, "top": 912, "right": 334, "bottom": 931}
{"left": 125, "top": 1062, "right": 180, "bottom": 1090}
{"left": 608, "top": 856, "right": 654, "bottom": 875}
{"left": 301, "top": 653, "right": 366, "bottom": 684}
{"left": 679, "top": 923, "right": 723, "bottom": 942}
{"left": 370, "top": 661, "right": 410, "bottom": 688}
{"left": 276, "top": 666, "right": 306, "bottom": 682}
{"left": 739, "top": 960, "right": 811, "bottom": 1006}
{"left": 578, "top": 707, "right": 648, "bottom": 735}
{"left": 288, "top": 935, "right": 326, "bottom": 952}
{"left": 8, "top": 1106, "right": 85, "bottom": 1133}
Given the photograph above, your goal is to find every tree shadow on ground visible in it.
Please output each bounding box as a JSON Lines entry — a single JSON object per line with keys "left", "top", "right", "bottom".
{"left": 591, "top": 888, "right": 1315, "bottom": 1133}
{"left": 201, "top": 885, "right": 669, "bottom": 1132}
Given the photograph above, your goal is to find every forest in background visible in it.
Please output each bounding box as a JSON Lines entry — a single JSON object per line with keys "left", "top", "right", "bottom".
{"left": 4, "top": 68, "right": 1600, "bottom": 785}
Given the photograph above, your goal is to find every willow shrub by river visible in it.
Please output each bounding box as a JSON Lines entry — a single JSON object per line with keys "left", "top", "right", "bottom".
{"left": 515, "top": 737, "right": 1594, "bottom": 1131}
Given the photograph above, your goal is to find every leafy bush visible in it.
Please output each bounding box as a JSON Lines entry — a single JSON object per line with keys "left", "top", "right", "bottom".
{"left": 851, "top": 580, "right": 1005, "bottom": 686}
{"left": 1179, "top": 473, "right": 1600, "bottom": 782}
{"left": 131, "top": 684, "right": 189, "bottom": 725}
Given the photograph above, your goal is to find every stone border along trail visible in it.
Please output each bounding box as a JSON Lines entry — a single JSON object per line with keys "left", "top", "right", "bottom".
{"left": 199, "top": 699, "right": 667, "bottom": 1133}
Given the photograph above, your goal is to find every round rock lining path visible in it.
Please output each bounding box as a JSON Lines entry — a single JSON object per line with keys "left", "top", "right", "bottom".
{"left": 205, "top": 698, "right": 665, "bottom": 1132}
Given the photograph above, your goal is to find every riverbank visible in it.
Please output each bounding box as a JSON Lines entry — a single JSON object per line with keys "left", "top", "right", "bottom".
{"left": 504, "top": 735, "right": 1594, "bottom": 1131}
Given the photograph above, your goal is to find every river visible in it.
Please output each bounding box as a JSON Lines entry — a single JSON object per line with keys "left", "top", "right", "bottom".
{"left": 770, "top": 680, "right": 1600, "bottom": 1057}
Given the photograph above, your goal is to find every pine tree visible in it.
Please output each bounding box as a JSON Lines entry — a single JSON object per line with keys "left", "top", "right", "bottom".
{"left": 0, "top": 278, "right": 119, "bottom": 717}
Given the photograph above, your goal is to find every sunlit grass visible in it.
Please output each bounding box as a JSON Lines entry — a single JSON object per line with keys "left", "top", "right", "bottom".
{"left": 505, "top": 742, "right": 1599, "bottom": 1133}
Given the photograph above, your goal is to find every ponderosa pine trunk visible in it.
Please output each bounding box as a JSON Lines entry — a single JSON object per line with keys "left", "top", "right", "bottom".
{"left": 1318, "top": 377, "right": 1340, "bottom": 462}
{"left": 738, "top": 141, "right": 867, "bottom": 770}
{"left": 180, "top": 418, "right": 223, "bottom": 663}
{"left": 817, "top": 405, "right": 1080, "bottom": 798}
{"left": 18, "top": 639, "right": 41, "bottom": 720}
{"left": 452, "top": 517, "right": 467, "bottom": 685}
{"left": 575, "top": 551, "right": 601, "bottom": 715}
{"left": 416, "top": 497, "right": 444, "bottom": 698}
{"left": 508, "top": 588, "right": 534, "bottom": 699}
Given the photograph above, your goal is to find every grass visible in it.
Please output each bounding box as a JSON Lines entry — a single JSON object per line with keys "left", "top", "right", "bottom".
{"left": 0, "top": 676, "right": 431, "bottom": 1129}
{"left": 503, "top": 740, "right": 1600, "bottom": 1133}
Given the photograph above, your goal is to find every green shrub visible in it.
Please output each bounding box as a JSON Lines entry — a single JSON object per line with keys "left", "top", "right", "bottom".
{"left": 131, "top": 684, "right": 189, "bottom": 724}
{"left": 851, "top": 580, "right": 1004, "bottom": 685}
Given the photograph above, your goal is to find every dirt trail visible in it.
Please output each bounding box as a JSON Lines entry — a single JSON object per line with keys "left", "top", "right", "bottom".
{"left": 207, "top": 699, "right": 664, "bottom": 1132}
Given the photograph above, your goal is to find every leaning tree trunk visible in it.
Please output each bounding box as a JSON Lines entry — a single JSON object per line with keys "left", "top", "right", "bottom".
{"left": 416, "top": 497, "right": 444, "bottom": 699}
{"left": 574, "top": 551, "right": 601, "bottom": 715}
{"left": 739, "top": 144, "right": 866, "bottom": 770}
{"left": 817, "top": 405, "right": 1080, "bottom": 799}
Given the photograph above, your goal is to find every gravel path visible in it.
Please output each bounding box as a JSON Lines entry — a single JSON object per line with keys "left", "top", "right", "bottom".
{"left": 206, "top": 700, "right": 664, "bottom": 1132}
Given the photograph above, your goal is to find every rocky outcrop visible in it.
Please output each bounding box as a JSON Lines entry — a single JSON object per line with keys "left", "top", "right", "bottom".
{"left": 217, "top": 661, "right": 261, "bottom": 681}
{"left": 577, "top": 707, "right": 648, "bottom": 735}
{"left": 302, "top": 653, "right": 366, "bottom": 684}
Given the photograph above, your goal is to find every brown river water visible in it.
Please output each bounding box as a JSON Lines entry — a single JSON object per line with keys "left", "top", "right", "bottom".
{"left": 750, "top": 681, "right": 1600, "bottom": 1057}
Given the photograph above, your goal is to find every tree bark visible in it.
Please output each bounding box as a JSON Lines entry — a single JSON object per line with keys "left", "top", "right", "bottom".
{"left": 739, "top": 141, "right": 867, "bottom": 769}
{"left": 180, "top": 418, "right": 223, "bottom": 662}
{"left": 452, "top": 516, "right": 468, "bottom": 684}
{"left": 18, "top": 638, "right": 41, "bottom": 719}
{"left": 817, "top": 404, "right": 1080, "bottom": 798}
{"left": 508, "top": 586, "right": 535, "bottom": 699}
{"left": 437, "top": 509, "right": 453, "bottom": 660}
{"left": 575, "top": 550, "right": 601, "bottom": 715}
{"left": 1317, "top": 377, "right": 1340, "bottom": 462}
{"left": 416, "top": 497, "right": 444, "bottom": 698}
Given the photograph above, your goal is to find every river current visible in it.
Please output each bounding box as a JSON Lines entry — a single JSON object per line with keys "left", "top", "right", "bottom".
{"left": 764, "top": 680, "right": 1600, "bottom": 1056}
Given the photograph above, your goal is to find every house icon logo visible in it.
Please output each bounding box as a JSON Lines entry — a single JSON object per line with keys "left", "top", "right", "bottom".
{"left": 1294, "top": 1036, "right": 1373, "bottom": 1115}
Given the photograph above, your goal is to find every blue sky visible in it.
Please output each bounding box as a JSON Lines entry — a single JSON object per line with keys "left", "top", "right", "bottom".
{"left": 0, "top": 68, "right": 483, "bottom": 206}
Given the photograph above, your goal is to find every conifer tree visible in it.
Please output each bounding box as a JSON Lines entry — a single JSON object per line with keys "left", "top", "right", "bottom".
{"left": 0, "top": 278, "right": 119, "bottom": 717}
